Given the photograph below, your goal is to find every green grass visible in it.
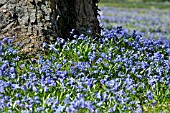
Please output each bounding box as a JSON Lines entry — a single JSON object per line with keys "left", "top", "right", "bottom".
{"left": 143, "top": 102, "right": 170, "bottom": 113}
{"left": 99, "top": 0, "right": 170, "bottom": 9}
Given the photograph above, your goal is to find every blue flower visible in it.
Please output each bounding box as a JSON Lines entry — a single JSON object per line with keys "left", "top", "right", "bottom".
{"left": 37, "top": 107, "right": 44, "bottom": 112}
{"left": 42, "top": 42, "right": 47, "bottom": 48}
{"left": 108, "top": 104, "right": 117, "bottom": 112}
{"left": 21, "top": 110, "right": 28, "bottom": 113}
{"left": 0, "top": 87, "right": 4, "bottom": 93}
{"left": 134, "top": 105, "right": 143, "bottom": 113}
{"left": 146, "top": 90, "right": 154, "bottom": 100}
{"left": 9, "top": 67, "right": 15, "bottom": 73}
{"left": 56, "top": 104, "right": 65, "bottom": 112}
{"left": 11, "top": 84, "right": 20, "bottom": 89}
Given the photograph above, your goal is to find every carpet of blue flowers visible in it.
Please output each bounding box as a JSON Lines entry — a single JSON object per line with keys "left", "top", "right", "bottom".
{"left": 100, "top": 6, "right": 170, "bottom": 40}
{"left": 0, "top": 6, "right": 170, "bottom": 113}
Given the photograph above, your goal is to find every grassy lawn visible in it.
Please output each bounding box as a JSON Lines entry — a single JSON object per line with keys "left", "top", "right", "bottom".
{"left": 99, "top": 0, "right": 170, "bottom": 9}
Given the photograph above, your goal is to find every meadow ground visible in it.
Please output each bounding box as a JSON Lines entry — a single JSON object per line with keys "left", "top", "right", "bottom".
{"left": 0, "top": 1, "right": 170, "bottom": 113}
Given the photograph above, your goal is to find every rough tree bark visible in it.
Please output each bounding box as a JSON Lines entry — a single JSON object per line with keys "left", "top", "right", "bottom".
{"left": 0, "top": 0, "right": 100, "bottom": 53}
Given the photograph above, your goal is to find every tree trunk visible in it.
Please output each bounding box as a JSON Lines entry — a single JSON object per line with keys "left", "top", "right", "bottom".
{"left": 0, "top": 0, "right": 100, "bottom": 52}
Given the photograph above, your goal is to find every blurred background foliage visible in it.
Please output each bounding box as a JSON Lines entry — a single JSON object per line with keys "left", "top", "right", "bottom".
{"left": 99, "top": 0, "right": 170, "bottom": 9}
{"left": 100, "top": 0, "right": 170, "bottom": 2}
